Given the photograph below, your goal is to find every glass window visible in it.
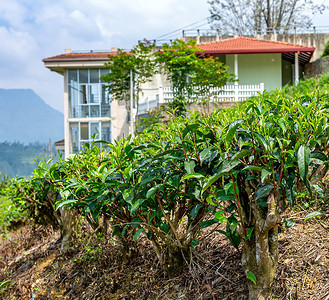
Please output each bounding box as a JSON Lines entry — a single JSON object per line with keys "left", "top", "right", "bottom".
{"left": 101, "top": 122, "right": 111, "bottom": 142}
{"left": 68, "top": 70, "right": 77, "bottom": 85}
{"left": 81, "top": 106, "right": 89, "bottom": 118}
{"left": 90, "top": 123, "right": 99, "bottom": 139}
{"left": 89, "top": 84, "right": 100, "bottom": 103}
{"left": 69, "top": 122, "right": 79, "bottom": 154}
{"left": 67, "top": 69, "right": 111, "bottom": 120}
{"left": 90, "top": 106, "right": 99, "bottom": 117}
{"left": 80, "top": 122, "right": 89, "bottom": 140}
{"left": 100, "top": 69, "right": 109, "bottom": 82}
{"left": 79, "top": 70, "right": 88, "bottom": 83}
{"left": 101, "top": 86, "right": 110, "bottom": 104}
{"left": 79, "top": 85, "right": 88, "bottom": 104}
{"left": 90, "top": 69, "right": 99, "bottom": 83}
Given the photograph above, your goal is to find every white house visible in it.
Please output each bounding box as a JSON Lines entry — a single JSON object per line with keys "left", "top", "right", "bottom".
{"left": 43, "top": 36, "right": 315, "bottom": 158}
{"left": 43, "top": 50, "right": 130, "bottom": 158}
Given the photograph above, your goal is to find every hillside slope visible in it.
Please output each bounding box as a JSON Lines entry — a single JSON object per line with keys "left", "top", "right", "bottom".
{"left": 0, "top": 89, "right": 63, "bottom": 144}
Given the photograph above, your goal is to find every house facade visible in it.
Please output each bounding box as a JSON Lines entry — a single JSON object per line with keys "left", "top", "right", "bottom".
{"left": 43, "top": 51, "right": 130, "bottom": 158}
{"left": 196, "top": 36, "right": 315, "bottom": 89}
{"left": 43, "top": 37, "right": 315, "bottom": 158}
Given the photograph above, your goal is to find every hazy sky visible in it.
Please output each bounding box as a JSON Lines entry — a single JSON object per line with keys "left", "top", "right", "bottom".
{"left": 0, "top": 0, "right": 328, "bottom": 113}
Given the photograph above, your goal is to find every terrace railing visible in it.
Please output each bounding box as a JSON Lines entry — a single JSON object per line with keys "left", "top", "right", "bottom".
{"left": 137, "top": 82, "right": 264, "bottom": 115}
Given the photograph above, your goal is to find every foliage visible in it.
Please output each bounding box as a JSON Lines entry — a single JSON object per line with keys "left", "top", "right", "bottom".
{"left": 154, "top": 39, "right": 235, "bottom": 115}
{"left": 0, "top": 196, "right": 24, "bottom": 235}
{"left": 8, "top": 158, "right": 63, "bottom": 228}
{"left": 208, "top": 0, "right": 327, "bottom": 35}
{"left": 101, "top": 40, "right": 156, "bottom": 113}
{"left": 0, "top": 173, "right": 9, "bottom": 194}
{"left": 0, "top": 141, "right": 55, "bottom": 178}
{"left": 321, "top": 40, "right": 329, "bottom": 58}
{"left": 5, "top": 75, "right": 329, "bottom": 295}
{"left": 102, "top": 39, "right": 235, "bottom": 118}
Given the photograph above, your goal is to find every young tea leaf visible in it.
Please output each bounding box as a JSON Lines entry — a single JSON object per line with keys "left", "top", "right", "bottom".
{"left": 133, "top": 228, "right": 144, "bottom": 241}
{"left": 297, "top": 145, "right": 311, "bottom": 185}
{"left": 247, "top": 272, "right": 257, "bottom": 285}
{"left": 255, "top": 184, "right": 274, "bottom": 201}
{"left": 246, "top": 227, "right": 254, "bottom": 241}
{"left": 304, "top": 211, "right": 325, "bottom": 221}
{"left": 284, "top": 217, "right": 295, "bottom": 228}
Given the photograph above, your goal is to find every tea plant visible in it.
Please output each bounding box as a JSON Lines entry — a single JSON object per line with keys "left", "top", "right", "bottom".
{"left": 6, "top": 74, "right": 329, "bottom": 299}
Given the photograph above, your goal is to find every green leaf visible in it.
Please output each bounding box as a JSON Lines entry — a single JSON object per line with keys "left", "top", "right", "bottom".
{"left": 255, "top": 184, "right": 274, "bottom": 201}
{"left": 184, "top": 160, "right": 195, "bottom": 174}
{"left": 131, "top": 199, "right": 146, "bottom": 213}
{"left": 200, "top": 147, "right": 214, "bottom": 164}
{"left": 191, "top": 239, "right": 200, "bottom": 247}
{"left": 0, "top": 280, "right": 11, "bottom": 289}
{"left": 214, "top": 210, "right": 228, "bottom": 223}
{"left": 190, "top": 204, "right": 204, "bottom": 220}
{"left": 199, "top": 219, "right": 217, "bottom": 229}
{"left": 310, "top": 151, "right": 328, "bottom": 164}
{"left": 242, "top": 165, "right": 262, "bottom": 172}
{"left": 55, "top": 199, "right": 78, "bottom": 210}
{"left": 312, "top": 184, "right": 324, "bottom": 197}
{"left": 226, "top": 119, "right": 244, "bottom": 146}
{"left": 278, "top": 118, "right": 287, "bottom": 134}
{"left": 146, "top": 184, "right": 163, "bottom": 198}
{"left": 181, "top": 173, "right": 205, "bottom": 181}
{"left": 202, "top": 160, "right": 241, "bottom": 194}
{"left": 297, "top": 145, "right": 311, "bottom": 185}
{"left": 133, "top": 228, "right": 144, "bottom": 241}
{"left": 261, "top": 169, "right": 271, "bottom": 184}
{"left": 286, "top": 169, "right": 296, "bottom": 207}
{"left": 231, "top": 149, "right": 250, "bottom": 161}
{"left": 101, "top": 168, "right": 116, "bottom": 183}
{"left": 255, "top": 132, "right": 269, "bottom": 151}
{"left": 284, "top": 217, "right": 295, "bottom": 228}
{"left": 247, "top": 272, "right": 257, "bottom": 285}
{"left": 246, "top": 227, "right": 254, "bottom": 241}
{"left": 304, "top": 211, "right": 325, "bottom": 221}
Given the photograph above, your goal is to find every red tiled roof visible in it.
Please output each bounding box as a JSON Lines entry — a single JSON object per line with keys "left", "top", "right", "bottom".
{"left": 197, "top": 36, "right": 315, "bottom": 55}
{"left": 43, "top": 52, "right": 126, "bottom": 62}
{"left": 55, "top": 139, "right": 65, "bottom": 146}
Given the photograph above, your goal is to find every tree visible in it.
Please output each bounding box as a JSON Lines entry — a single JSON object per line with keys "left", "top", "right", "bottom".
{"left": 154, "top": 39, "right": 235, "bottom": 116}
{"left": 101, "top": 40, "right": 156, "bottom": 132}
{"left": 103, "top": 39, "right": 235, "bottom": 121}
{"left": 208, "top": 0, "right": 327, "bottom": 35}
{"left": 321, "top": 40, "right": 329, "bottom": 58}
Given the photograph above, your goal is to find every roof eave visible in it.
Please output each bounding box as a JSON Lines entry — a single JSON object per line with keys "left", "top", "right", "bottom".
{"left": 42, "top": 58, "right": 112, "bottom": 63}
{"left": 200, "top": 48, "right": 315, "bottom": 55}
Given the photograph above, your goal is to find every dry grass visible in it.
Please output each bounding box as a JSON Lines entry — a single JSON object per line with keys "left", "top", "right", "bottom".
{"left": 0, "top": 209, "right": 328, "bottom": 300}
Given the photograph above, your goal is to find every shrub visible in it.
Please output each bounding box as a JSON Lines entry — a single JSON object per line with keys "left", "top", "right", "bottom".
{"left": 321, "top": 40, "right": 329, "bottom": 58}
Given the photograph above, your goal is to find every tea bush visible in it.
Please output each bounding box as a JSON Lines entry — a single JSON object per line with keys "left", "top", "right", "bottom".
{"left": 7, "top": 74, "right": 329, "bottom": 298}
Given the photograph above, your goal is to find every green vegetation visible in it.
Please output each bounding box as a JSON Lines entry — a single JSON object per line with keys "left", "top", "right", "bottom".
{"left": 102, "top": 39, "right": 235, "bottom": 119}
{"left": 0, "top": 142, "right": 55, "bottom": 178}
{"left": 0, "top": 173, "right": 25, "bottom": 235}
{"left": 2, "top": 74, "right": 329, "bottom": 299}
{"left": 321, "top": 40, "right": 329, "bottom": 58}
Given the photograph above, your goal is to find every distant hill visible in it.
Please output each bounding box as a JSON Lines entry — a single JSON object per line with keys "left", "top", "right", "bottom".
{"left": 0, "top": 89, "right": 63, "bottom": 144}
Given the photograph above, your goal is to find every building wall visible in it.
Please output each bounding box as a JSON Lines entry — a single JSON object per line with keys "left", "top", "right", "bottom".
{"left": 305, "top": 56, "right": 329, "bottom": 78}
{"left": 111, "top": 99, "right": 130, "bottom": 140}
{"left": 282, "top": 59, "right": 293, "bottom": 86}
{"left": 226, "top": 53, "right": 282, "bottom": 90}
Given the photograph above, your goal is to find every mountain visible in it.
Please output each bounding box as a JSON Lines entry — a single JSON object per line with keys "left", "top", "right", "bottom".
{"left": 0, "top": 89, "right": 64, "bottom": 144}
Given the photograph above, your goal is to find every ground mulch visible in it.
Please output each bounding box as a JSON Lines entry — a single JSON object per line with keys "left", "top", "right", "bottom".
{"left": 0, "top": 208, "right": 328, "bottom": 300}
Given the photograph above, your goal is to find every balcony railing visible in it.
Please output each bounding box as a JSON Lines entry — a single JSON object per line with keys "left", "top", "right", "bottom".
{"left": 137, "top": 82, "right": 264, "bottom": 115}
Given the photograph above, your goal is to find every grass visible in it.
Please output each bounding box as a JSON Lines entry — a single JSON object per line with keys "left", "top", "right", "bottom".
{"left": 0, "top": 196, "right": 25, "bottom": 236}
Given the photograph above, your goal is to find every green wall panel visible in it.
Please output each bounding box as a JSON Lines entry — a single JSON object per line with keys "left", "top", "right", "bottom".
{"left": 226, "top": 53, "right": 282, "bottom": 91}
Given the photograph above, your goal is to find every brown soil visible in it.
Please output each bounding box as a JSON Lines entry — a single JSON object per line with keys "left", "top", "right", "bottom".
{"left": 0, "top": 210, "right": 328, "bottom": 300}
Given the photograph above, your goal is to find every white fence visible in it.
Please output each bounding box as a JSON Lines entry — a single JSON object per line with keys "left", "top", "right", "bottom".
{"left": 138, "top": 83, "right": 264, "bottom": 115}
